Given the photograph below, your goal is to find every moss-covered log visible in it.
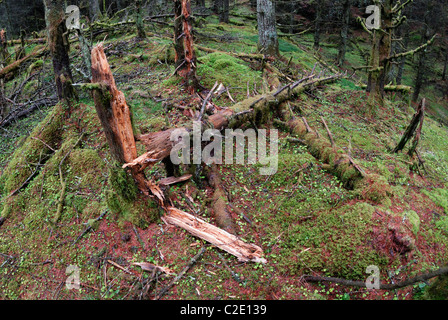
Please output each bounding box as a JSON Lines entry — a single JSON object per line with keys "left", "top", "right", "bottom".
{"left": 125, "top": 73, "right": 347, "bottom": 173}
{"left": 280, "top": 108, "right": 392, "bottom": 203}
{"left": 0, "top": 46, "right": 46, "bottom": 81}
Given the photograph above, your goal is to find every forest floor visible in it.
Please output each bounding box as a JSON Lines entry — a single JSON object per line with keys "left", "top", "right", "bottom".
{"left": 1, "top": 3, "right": 448, "bottom": 300}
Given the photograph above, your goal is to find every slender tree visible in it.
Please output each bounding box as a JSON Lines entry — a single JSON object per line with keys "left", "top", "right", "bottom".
{"left": 173, "top": 0, "right": 200, "bottom": 93}
{"left": 337, "top": 0, "right": 352, "bottom": 66}
{"left": 257, "top": 0, "right": 279, "bottom": 56}
{"left": 358, "top": 0, "right": 435, "bottom": 111}
{"left": 89, "top": 0, "right": 101, "bottom": 21}
{"left": 313, "top": 0, "right": 324, "bottom": 50}
{"left": 136, "top": 0, "right": 147, "bottom": 39}
{"left": 43, "top": 0, "right": 77, "bottom": 103}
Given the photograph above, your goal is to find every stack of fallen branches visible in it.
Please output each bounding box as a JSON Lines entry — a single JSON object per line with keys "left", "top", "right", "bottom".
{"left": 89, "top": 43, "right": 267, "bottom": 264}
{"left": 0, "top": 96, "right": 58, "bottom": 128}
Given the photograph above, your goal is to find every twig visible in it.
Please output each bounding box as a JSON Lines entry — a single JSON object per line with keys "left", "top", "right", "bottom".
{"left": 198, "top": 81, "right": 218, "bottom": 121}
{"left": 320, "top": 116, "right": 335, "bottom": 148}
{"left": 155, "top": 246, "right": 206, "bottom": 300}
{"left": 72, "top": 210, "right": 108, "bottom": 245}
{"left": 304, "top": 266, "right": 448, "bottom": 290}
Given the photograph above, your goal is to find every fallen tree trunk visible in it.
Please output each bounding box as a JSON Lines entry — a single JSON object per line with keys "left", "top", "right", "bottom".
{"left": 0, "top": 46, "right": 47, "bottom": 81}
{"left": 304, "top": 265, "right": 448, "bottom": 290}
{"left": 126, "top": 72, "right": 347, "bottom": 172}
{"left": 91, "top": 43, "right": 266, "bottom": 263}
{"left": 280, "top": 108, "right": 392, "bottom": 202}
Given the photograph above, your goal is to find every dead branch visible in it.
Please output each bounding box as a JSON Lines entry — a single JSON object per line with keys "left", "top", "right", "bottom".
{"left": 304, "top": 265, "right": 448, "bottom": 290}
{"left": 155, "top": 246, "right": 206, "bottom": 300}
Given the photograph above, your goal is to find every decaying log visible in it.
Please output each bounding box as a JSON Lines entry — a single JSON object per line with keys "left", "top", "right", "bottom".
{"left": 0, "top": 46, "right": 47, "bottom": 81}
{"left": 91, "top": 43, "right": 266, "bottom": 264}
{"left": 126, "top": 73, "right": 347, "bottom": 172}
{"left": 393, "top": 98, "right": 425, "bottom": 154}
{"left": 162, "top": 206, "right": 266, "bottom": 263}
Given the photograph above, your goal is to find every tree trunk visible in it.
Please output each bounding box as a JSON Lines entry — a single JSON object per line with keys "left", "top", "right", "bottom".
{"left": 313, "top": 0, "right": 323, "bottom": 50}
{"left": 0, "top": 30, "right": 10, "bottom": 66}
{"left": 442, "top": 47, "right": 448, "bottom": 81}
{"left": 91, "top": 44, "right": 138, "bottom": 165}
{"left": 44, "top": 0, "right": 77, "bottom": 104}
{"left": 257, "top": 0, "right": 279, "bottom": 56}
{"left": 412, "top": 15, "right": 431, "bottom": 102}
{"left": 89, "top": 0, "right": 101, "bottom": 21}
{"left": 396, "top": 31, "right": 409, "bottom": 85}
{"left": 337, "top": 0, "right": 351, "bottom": 66}
{"left": 136, "top": 0, "right": 147, "bottom": 39}
{"left": 173, "top": 0, "right": 200, "bottom": 94}
{"left": 219, "top": 0, "right": 230, "bottom": 23}
{"left": 366, "top": 0, "right": 392, "bottom": 111}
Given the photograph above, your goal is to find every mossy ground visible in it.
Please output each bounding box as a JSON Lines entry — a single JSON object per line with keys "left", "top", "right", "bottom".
{"left": 1, "top": 1, "right": 448, "bottom": 300}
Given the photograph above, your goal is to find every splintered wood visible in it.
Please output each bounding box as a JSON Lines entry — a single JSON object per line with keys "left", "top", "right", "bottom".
{"left": 90, "top": 44, "right": 266, "bottom": 264}
{"left": 162, "top": 207, "right": 266, "bottom": 264}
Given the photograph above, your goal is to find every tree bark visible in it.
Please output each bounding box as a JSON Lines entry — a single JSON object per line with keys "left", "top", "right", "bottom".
{"left": 173, "top": 0, "right": 200, "bottom": 94}
{"left": 44, "top": 0, "right": 77, "bottom": 103}
{"left": 337, "top": 0, "right": 351, "bottom": 66}
{"left": 89, "top": 0, "right": 101, "bottom": 21}
{"left": 136, "top": 0, "right": 147, "bottom": 39}
{"left": 313, "top": 0, "right": 323, "bottom": 50}
{"left": 393, "top": 98, "right": 425, "bottom": 154}
{"left": 257, "top": 0, "right": 279, "bottom": 56}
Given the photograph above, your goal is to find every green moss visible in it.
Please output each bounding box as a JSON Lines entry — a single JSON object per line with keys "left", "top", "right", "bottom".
{"left": 278, "top": 202, "right": 387, "bottom": 279}
{"left": 354, "top": 174, "right": 393, "bottom": 204}
{"left": 108, "top": 164, "right": 138, "bottom": 203}
{"left": 422, "top": 274, "right": 448, "bottom": 300}
{"left": 401, "top": 210, "right": 421, "bottom": 236}
{"left": 2, "top": 103, "right": 65, "bottom": 195}
{"left": 27, "top": 59, "right": 44, "bottom": 75}
{"left": 423, "top": 188, "right": 448, "bottom": 214}
{"left": 197, "top": 52, "right": 262, "bottom": 99}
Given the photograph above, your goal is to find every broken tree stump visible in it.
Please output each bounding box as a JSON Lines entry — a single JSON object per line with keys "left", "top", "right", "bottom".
{"left": 91, "top": 43, "right": 148, "bottom": 191}
{"left": 90, "top": 44, "right": 265, "bottom": 263}
{"left": 393, "top": 98, "right": 426, "bottom": 155}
